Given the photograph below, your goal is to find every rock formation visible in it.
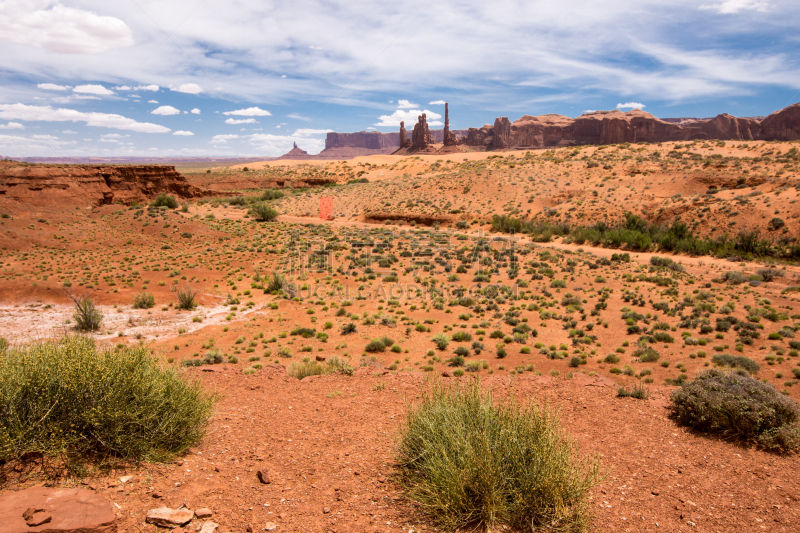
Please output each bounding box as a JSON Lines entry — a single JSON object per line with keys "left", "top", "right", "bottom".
{"left": 411, "top": 113, "right": 434, "bottom": 150}
{"left": 443, "top": 103, "right": 457, "bottom": 146}
{"left": 491, "top": 117, "right": 512, "bottom": 149}
{"left": 760, "top": 102, "right": 800, "bottom": 141}
{"left": 276, "top": 142, "right": 312, "bottom": 159}
{"left": 0, "top": 160, "right": 209, "bottom": 207}
{"left": 399, "top": 121, "right": 411, "bottom": 148}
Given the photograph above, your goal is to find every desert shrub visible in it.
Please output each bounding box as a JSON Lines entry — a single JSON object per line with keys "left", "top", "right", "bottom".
{"left": 451, "top": 331, "right": 473, "bottom": 342}
{"left": 712, "top": 354, "right": 759, "bottom": 374}
{"left": 652, "top": 332, "right": 674, "bottom": 344}
{"left": 365, "top": 339, "right": 387, "bottom": 352}
{"left": 327, "top": 355, "right": 353, "bottom": 376}
{"left": 252, "top": 203, "right": 279, "bottom": 221}
{"left": 396, "top": 379, "right": 601, "bottom": 531}
{"left": 151, "top": 193, "right": 178, "bottom": 209}
{"left": 634, "top": 347, "right": 660, "bottom": 362}
{"left": 649, "top": 256, "right": 685, "bottom": 272}
{"left": 341, "top": 322, "right": 357, "bottom": 335}
{"left": 132, "top": 291, "right": 155, "bottom": 309}
{"left": 202, "top": 349, "right": 223, "bottom": 365}
{"left": 604, "top": 353, "right": 620, "bottom": 364}
{"left": 67, "top": 292, "right": 103, "bottom": 332}
{"left": 723, "top": 271, "right": 747, "bottom": 285}
{"left": 260, "top": 189, "right": 285, "bottom": 201}
{"left": 0, "top": 336, "right": 216, "bottom": 463}
{"left": 496, "top": 344, "right": 507, "bottom": 358}
{"left": 0, "top": 338, "right": 7, "bottom": 352}
{"left": 568, "top": 356, "right": 581, "bottom": 368}
{"left": 287, "top": 360, "right": 326, "bottom": 379}
{"left": 173, "top": 284, "right": 198, "bottom": 310}
{"left": 432, "top": 333, "right": 450, "bottom": 351}
{"left": 265, "top": 271, "right": 286, "bottom": 293}
{"left": 617, "top": 384, "right": 649, "bottom": 399}
{"left": 670, "top": 369, "right": 800, "bottom": 451}
{"left": 756, "top": 268, "right": 782, "bottom": 282}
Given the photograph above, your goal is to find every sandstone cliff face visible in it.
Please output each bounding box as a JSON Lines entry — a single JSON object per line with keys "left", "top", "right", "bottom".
{"left": 0, "top": 162, "right": 207, "bottom": 207}
{"left": 759, "top": 102, "right": 800, "bottom": 141}
{"left": 492, "top": 117, "right": 512, "bottom": 149}
{"left": 325, "top": 131, "right": 399, "bottom": 150}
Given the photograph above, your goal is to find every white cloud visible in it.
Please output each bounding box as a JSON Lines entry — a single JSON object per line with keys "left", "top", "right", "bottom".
{"left": 616, "top": 102, "right": 646, "bottom": 109}
{"left": 397, "top": 99, "right": 418, "bottom": 109}
{"left": 171, "top": 83, "right": 203, "bottom": 94}
{"left": 699, "top": 1, "right": 770, "bottom": 14}
{"left": 173, "top": 130, "right": 194, "bottom": 136}
{"left": 0, "top": 103, "right": 170, "bottom": 133}
{"left": 288, "top": 113, "right": 310, "bottom": 121}
{"left": 211, "top": 134, "right": 240, "bottom": 143}
{"left": 293, "top": 128, "right": 333, "bottom": 136}
{"left": 0, "top": 122, "right": 24, "bottom": 129}
{"left": 51, "top": 96, "right": 72, "bottom": 104}
{"left": 101, "top": 133, "right": 129, "bottom": 139}
{"left": 428, "top": 100, "right": 447, "bottom": 105}
{"left": 73, "top": 84, "right": 114, "bottom": 96}
{"left": 225, "top": 118, "right": 257, "bottom": 124}
{"left": 38, "top": 83, "right": 70, "bottom": 91}
{"left": 374, "top": 108, "right": 442, "bottom": 127}
{"left": 32, "top": 134, "right": 58, "bottom": 140}
{"left": 190, "top": 108, "right": 201, "bottom": 114}
{"left": 73, "top": 95, "right": 101, "bottom": 100}
{"left": 114, "top": 85, "right": 131, "bottom": 91}
{"left": 151, "top": 105, "right": 181, "bottom": 115}
{"left": 134, "top": 85, "right": 159, "bottom": 91}
{"left": 223, "top": 107, "right": 271, "bottom": 116}
{"left": 0, "top": 1, "right": 133, "bottom": 54}
{"left": 62, "top": 129, "right": 76, "bottom": 134}
{"left": 148, "top": 100, "right": 159, "bottom": 104}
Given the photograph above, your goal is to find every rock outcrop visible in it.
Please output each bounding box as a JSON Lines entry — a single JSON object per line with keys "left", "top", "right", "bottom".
{"left": 492, "top": 117, "right": 512, "bottom": 149}
{"left": 443, "top": 103, "right": 457, "bottom": 146}
{"left": 759, "top": 102, "right": 800, "bottom": 141}
{"left": 399, "top": 121, "right": 411, "bottom": 148}
{"left": 411, "top": 113, "right": 434, "bottom": 150}
{"left": 0, "top": 486, "right": 116, "bottom": 533}
{"left": 276, "top": 142, "right": 314, "bottom": 160}
{"left": 0, "top": 160, "right": 209, "bottom": 207}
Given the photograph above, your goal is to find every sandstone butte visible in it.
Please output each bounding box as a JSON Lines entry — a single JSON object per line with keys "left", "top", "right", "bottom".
{"left": 0, "top": 161, "right": 209, "bottom": 207}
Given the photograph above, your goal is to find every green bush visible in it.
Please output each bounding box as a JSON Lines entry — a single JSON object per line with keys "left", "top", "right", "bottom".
{"left": 365, "top": 339, "right": 387, "bottom": 353}
{"left": 173, "top": 284, "right": 198, "bottom": 310}
{"left": 396, "top": 379, "right": 601, "bottom": 531}
{"left": 132, "top": 291, "right": 155, "bottom": 309}
{"left": 617, "top": 384, "right": 649, "bottom": 399}
{"left": 670, "top": 369, "right": 800, "bottom": 452}
{"left": 68, "top": 292, "right": 103, "bottom": 332}
{"left": 151, "top": 193, "right": 178, "bottom": 209}
{"left": 634, "top": 347, "right": 660, "bottom": 362}
{"left": 711, "top": 354, "right": 759, "bottom": 374}
{"left": 252, "top": 203, "right": 279, "bottom": 221}
{"left": 432, "top": 333, "right": 450, "bottom": 351}
{"left": 0, "top": 336, "right": 216, "bottom": 463}
{"left": 287, "top": 360, "right": 326, "bottom": 379}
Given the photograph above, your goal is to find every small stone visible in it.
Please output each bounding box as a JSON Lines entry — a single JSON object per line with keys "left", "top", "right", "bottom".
{"left": 152, "top": 491, "right": 163, "bottom": 498}
{"left": 22, "top": 508, "right": 40, "bottom": 521}
{"left": 199, "top": 521, "right": 218, "bottom": 533}
{"left": 323, "top": 507, "right": 330, "bottom": 514}
{"left": 257, "top": 470, "right": 271, "bottom": 484}
{"left": 651, "top": 490, "right": 660, "bottom": 496}
{"left": 315, "top": 355, "right": 326, "bottom": 362}
{"left": 120, "top": 475, "right": 134, "bottom": 483}
{"left": 264, "top": 523, "right": 278, "bottom": 531}
{"left": 195, "top": 508, "right": 213, "bottom": 519}
{"left": 377, "top": 475, "right": 385, "bottom": 483}
{"left": 26, "top": 513, "right": 53, "bottom": 527}
{"left": 146, "top": 506, "right": 194, "bottom": 527}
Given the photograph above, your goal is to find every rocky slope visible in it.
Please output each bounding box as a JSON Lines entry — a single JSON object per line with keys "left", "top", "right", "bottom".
{"left": 0, "top": 161, "right": 209, "bottom": 207}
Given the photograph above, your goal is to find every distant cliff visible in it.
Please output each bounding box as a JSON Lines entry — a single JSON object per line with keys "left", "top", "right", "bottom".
{"left": 0, "top": 161, "right": 209, "bottom": 207}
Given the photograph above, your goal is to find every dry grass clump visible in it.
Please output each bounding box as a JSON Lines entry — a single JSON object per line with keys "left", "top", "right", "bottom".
{"left": 670, "top": 369, "right": 800, "bottom": 452}
{"left": 0, "top": 336, "right": 216, "bottom": 464}
{"left": 396, "top": 378, "right": 602, "bottom": 532}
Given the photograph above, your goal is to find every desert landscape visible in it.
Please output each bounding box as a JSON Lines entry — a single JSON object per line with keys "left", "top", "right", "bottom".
{"left": 3, "top": 116, "right": 800, "bottom": 531}
{"left": 4, "top": 2, "right": 800, "bottom": 532}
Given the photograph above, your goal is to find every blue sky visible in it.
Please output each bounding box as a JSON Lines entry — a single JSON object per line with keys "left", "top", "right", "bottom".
{"left": 1, "top": 0, "right": 799, "bottom": 157}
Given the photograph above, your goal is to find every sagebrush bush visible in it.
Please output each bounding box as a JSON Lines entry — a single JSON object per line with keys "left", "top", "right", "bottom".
{"left": 173, "top": 284, "right": 198, "bottom": 310}
{"left": 670, "top": 369, "right": 800, "bottom": 452}
{"left": 712, "top": 353, "right": 759, "bottom": 374}
{"left": 252, "top": 203, "right": 279, "bottom": 221}
{"left": 0, "top": 336, "right": 216, "bottom": 463}
{"left": 69, "top": 293, "right": 103, "bottom": 332}
{"left": 151, "top": 193, "right": 178, "bottom": 209}
{"left": 132, "top": 291, "right": 155, "bottom": 309}
{"left": 396, "top": 379, "right": 601, "bottom": 531}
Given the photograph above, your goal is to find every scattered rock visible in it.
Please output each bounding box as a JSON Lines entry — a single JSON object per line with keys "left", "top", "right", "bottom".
{"left": 0, "top": 486, "right": 115, "bottom": 533}
{"left": 263, "top": 523, "right": 278, "bottom": 531}
{"left": 145, "top": 507, "right": 194, "bottom": 527}
{"left": 199, "top": 521, "right": 218, "bottom": 533}
{"left": 151, "top": 491, "right": 163, "bottom": 499}
{"left": 119, "top": 476, "right": 134, "bottom": 483}
{"left": 257, "top": 469, "right": 271, "bottom": 484}
{"left": 322, "top": 507, "right": 330, "bottom": 514}
{"left": 315, "top": 355, "right": 326, "bottom": 362}
{"left": 195, "top": 508, "right": 213, "bottom": 519}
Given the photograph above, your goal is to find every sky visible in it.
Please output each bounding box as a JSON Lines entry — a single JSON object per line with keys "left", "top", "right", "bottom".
{"left": 0, "top": 0, "right": 799, "bottom": 157}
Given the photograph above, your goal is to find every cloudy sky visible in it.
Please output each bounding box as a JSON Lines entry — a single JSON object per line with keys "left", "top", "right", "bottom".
{"left": 0, "top": 0, "right": 798, "bottom": 157}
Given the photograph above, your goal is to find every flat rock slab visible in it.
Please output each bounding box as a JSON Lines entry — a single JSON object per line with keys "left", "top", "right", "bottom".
{"left": 0, "top": 486, "right": 116, "bottom": 533}
{"left": 146, "top": 507, "right": 195, "bottom": 527}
